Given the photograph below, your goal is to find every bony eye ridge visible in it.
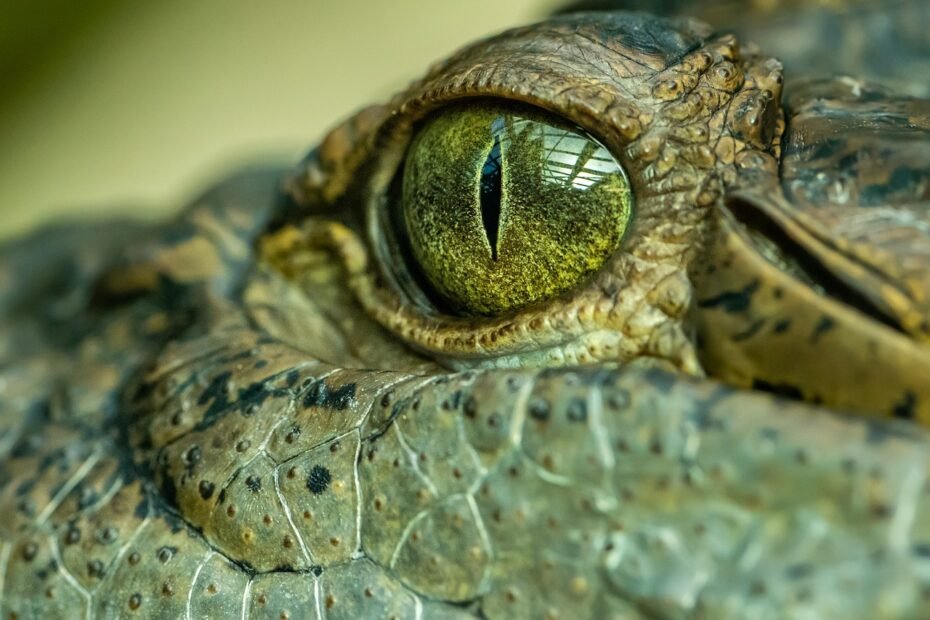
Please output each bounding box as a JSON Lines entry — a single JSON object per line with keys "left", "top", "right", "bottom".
{"left": 399, "top": 102, "right": 633, "bottom": 316}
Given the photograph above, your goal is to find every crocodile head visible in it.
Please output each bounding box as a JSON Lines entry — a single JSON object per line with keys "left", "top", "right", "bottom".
{"left": 3, "top": 9, "right": 930, "bottom": 620}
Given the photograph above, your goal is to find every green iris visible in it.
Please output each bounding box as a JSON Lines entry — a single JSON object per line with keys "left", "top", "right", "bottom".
{"left": 400, "top": 102, "right": 633, "bottom": 316}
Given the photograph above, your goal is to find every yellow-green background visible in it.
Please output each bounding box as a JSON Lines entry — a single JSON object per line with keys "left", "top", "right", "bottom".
{"left": 0, "top": 1, "right": 555, "bottom": 240}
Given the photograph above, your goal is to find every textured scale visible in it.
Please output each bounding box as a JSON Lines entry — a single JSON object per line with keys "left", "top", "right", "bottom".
{"left": 3, "top": 3, "right": 930, "bottom": 619}
{"left": 6, "top": 322, "right": 930, "bottom": 617}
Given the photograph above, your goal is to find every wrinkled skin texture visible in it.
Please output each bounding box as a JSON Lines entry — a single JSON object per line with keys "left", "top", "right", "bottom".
{"left": 3, "top": 4, "right": 930, "bottom": 620}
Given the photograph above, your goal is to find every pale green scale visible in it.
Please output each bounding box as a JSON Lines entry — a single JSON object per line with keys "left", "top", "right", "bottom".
{"left": 401, "top": 102, "right": 633, "bottom": 315}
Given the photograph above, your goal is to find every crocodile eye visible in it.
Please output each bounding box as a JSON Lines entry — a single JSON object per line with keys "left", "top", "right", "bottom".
{"left": 398, "top": 102, "right": 633, "bottom": 316}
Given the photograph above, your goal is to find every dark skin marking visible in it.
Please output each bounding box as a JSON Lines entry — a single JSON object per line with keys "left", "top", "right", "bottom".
{"left": 773, "top": 318, "right": 792, "bottom": 334}
{"left": 697, "top": 280, "right": 760, "bottom": 314}
{"left": 15, "top": 478, "right": 37, "bottom": 498}
{"left": 16, "top": 498, "right": 35, "bottom": 517}
{"left": 442, "top": 390, "right": 463, "bottom": 411}
{"left": 871, "top": 400, "right": 930, "bottom": 441}
{"left": 198, "top": 480, "right": 215, "bottom": 500}
{"left": 218, "top": 349, "right": 258, "bottom": 365}
{"left": 642, "top": 367, "right": 682, "bottom": 393}
{"left": 732, "top": 318, "right": 766, "bottom": 342}
{"left": 285, "top": 368, "right": 301, "bottom": 387}
{"left": 306, "top": 465, "right": 332, "bottom": 495}
{"left": 566, "top": 398, "right": 588, "bottom": 423}
{"left": 786, "top": 563, "right": 814, "bottom": 579}
{"left": 463, "top": 396, "right": 478, "bottom": 419}
{"left": 65, "top": 527, "right": 81, "bottom": 545}
{"left": 157, "top": 222, "right": 200, "bottom": 246}
{"left": 236, "top": 382, "right": 274, "bottom": 416}
{"left": 35, "top": 563, "right": 54, "bottom": 581}
{"left": 751, "top": 379, "right": 804, "bottom": 401}
{"left": 760, "top": 427, "right": 780, "bottom": 442}
{"left": 529, "top": 398, "right": 550, "bottom": 422}
{"left": 196, "top": 370, "right": 233, "bottom": 412}
{"left": 157, "top": 546, "right": 177, "bottom": 563}
{"left": 364, "top": 399, "right": 409, "bottom": 443}
{"left": 38, "top": 448, "right": 70, "bottom": 471}
{"left": 795, "top": 136, "right": 846, "bottom": 164}
{"left": 893, "top": 391, "right": 917, "bottom": 420}
{"left": 285, "top": 426, "right": 301, "bottom": 443}
{"left": 194, "top": 370, "right": 292, "bottom": 432}
{"left": 861, "top": 168, "right": 930, "bottom": 204}
{"left": 10, "top": 435, "right": 43, "bottom": 459}
{"left": 131, "top": 380, "right": 157, "bottom": 404}
{"left": 912, "top": 544, "right": 930, "bottom": 557}
{"left": 97, "top": 527, "right": 118, "bottom": 545}
{"left": 302, "top": 381, "right": 357, "bottom": 410}
{"left": 810, "top": 315, "right": 836, "bottom": 343}
{"left": 133, "top": 492, "right": 150, "bottom": 521}
{"left": 159, "top": 468, "right": 180, "bottom": 508}
{"left": 87, "top": 560, "right": 104, "bottom": 579}
{"left": 607, "top": 389, "right": 630, "bottom": 410}
{"left": 77, "top": 486, "right": 98, "bottom": 510}
{"left": 245, "top": 475, "right": 262, "bottom": 493}
{"left": 183, "top": 446, "right": 202, "bottom": 474}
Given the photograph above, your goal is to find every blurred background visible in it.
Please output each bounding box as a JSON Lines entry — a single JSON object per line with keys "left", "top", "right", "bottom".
{"left": 0, "top": 1, "right": 556, "bottom": 241}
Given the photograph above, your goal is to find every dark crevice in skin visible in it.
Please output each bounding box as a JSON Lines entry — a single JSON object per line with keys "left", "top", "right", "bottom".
{"left": 447, "top": 599, "right": 488, "bottom": 618}
{"left": 67, "top": 376, "right": 272, "bottom": 580}
{"left": 139, "top": 477, "right": 379, "bottom": 580}
{"left": 697, "top": 280, "right": 759, "bottom": 314}
{"left": 144, "top": 489, "right": 262, "bottom": 576}
{"left": 751, "top": 378, "right": 803, "bottom": 401}
{"left": 810, "top": 315, "right": 836, "bottom": 343}
{"left": 732, "top": 317, "right": 766, "bottom": 341}
{"left": 124, "top": 368, "right": 393, "bottom": 581}
{"left": 726, "top": 198, "right": 905, "bottom": 334}
{"left": 893, "top": 391, "right": 917, "bottom": 420}
{"left": 362, "top": 391, "right": 421, "bottom": 444}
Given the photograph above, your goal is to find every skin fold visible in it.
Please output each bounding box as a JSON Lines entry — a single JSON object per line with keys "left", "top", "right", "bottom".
{"left": 1, "top": 5, "right": 930, "bottom": 620}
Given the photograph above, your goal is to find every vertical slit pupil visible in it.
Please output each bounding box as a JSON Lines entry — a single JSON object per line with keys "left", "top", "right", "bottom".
{"left": 480, "top": 135, "right": 503, "bottom": 261}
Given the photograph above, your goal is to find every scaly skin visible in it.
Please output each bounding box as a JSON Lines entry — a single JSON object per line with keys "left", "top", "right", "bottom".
{"left": 2, "top": 8, "right": 930, "bottom": 620}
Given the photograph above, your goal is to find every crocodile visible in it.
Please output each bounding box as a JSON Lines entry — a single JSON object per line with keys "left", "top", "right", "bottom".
{"left": 2, "top": 2, "right": 930, "bottom": 618}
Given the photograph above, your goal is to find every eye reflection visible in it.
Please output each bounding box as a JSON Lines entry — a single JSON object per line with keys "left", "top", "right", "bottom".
{"left": 398, "top": 102, "right": 633, "bottom": 316}
{"left": 510, "top": 118, "right": 619, "bottom": 191}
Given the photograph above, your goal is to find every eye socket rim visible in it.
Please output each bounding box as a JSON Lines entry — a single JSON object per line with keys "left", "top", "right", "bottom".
{"left": 374, "top": 98, "right": 635, "bottom": 319}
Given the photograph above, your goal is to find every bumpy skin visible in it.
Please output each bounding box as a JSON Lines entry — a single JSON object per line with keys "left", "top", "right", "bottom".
{"left": 562, "top": 0, "right": 930, "bottom": 97}
{"left": 3, "top": 6, "right": 930, "bottom": 620}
